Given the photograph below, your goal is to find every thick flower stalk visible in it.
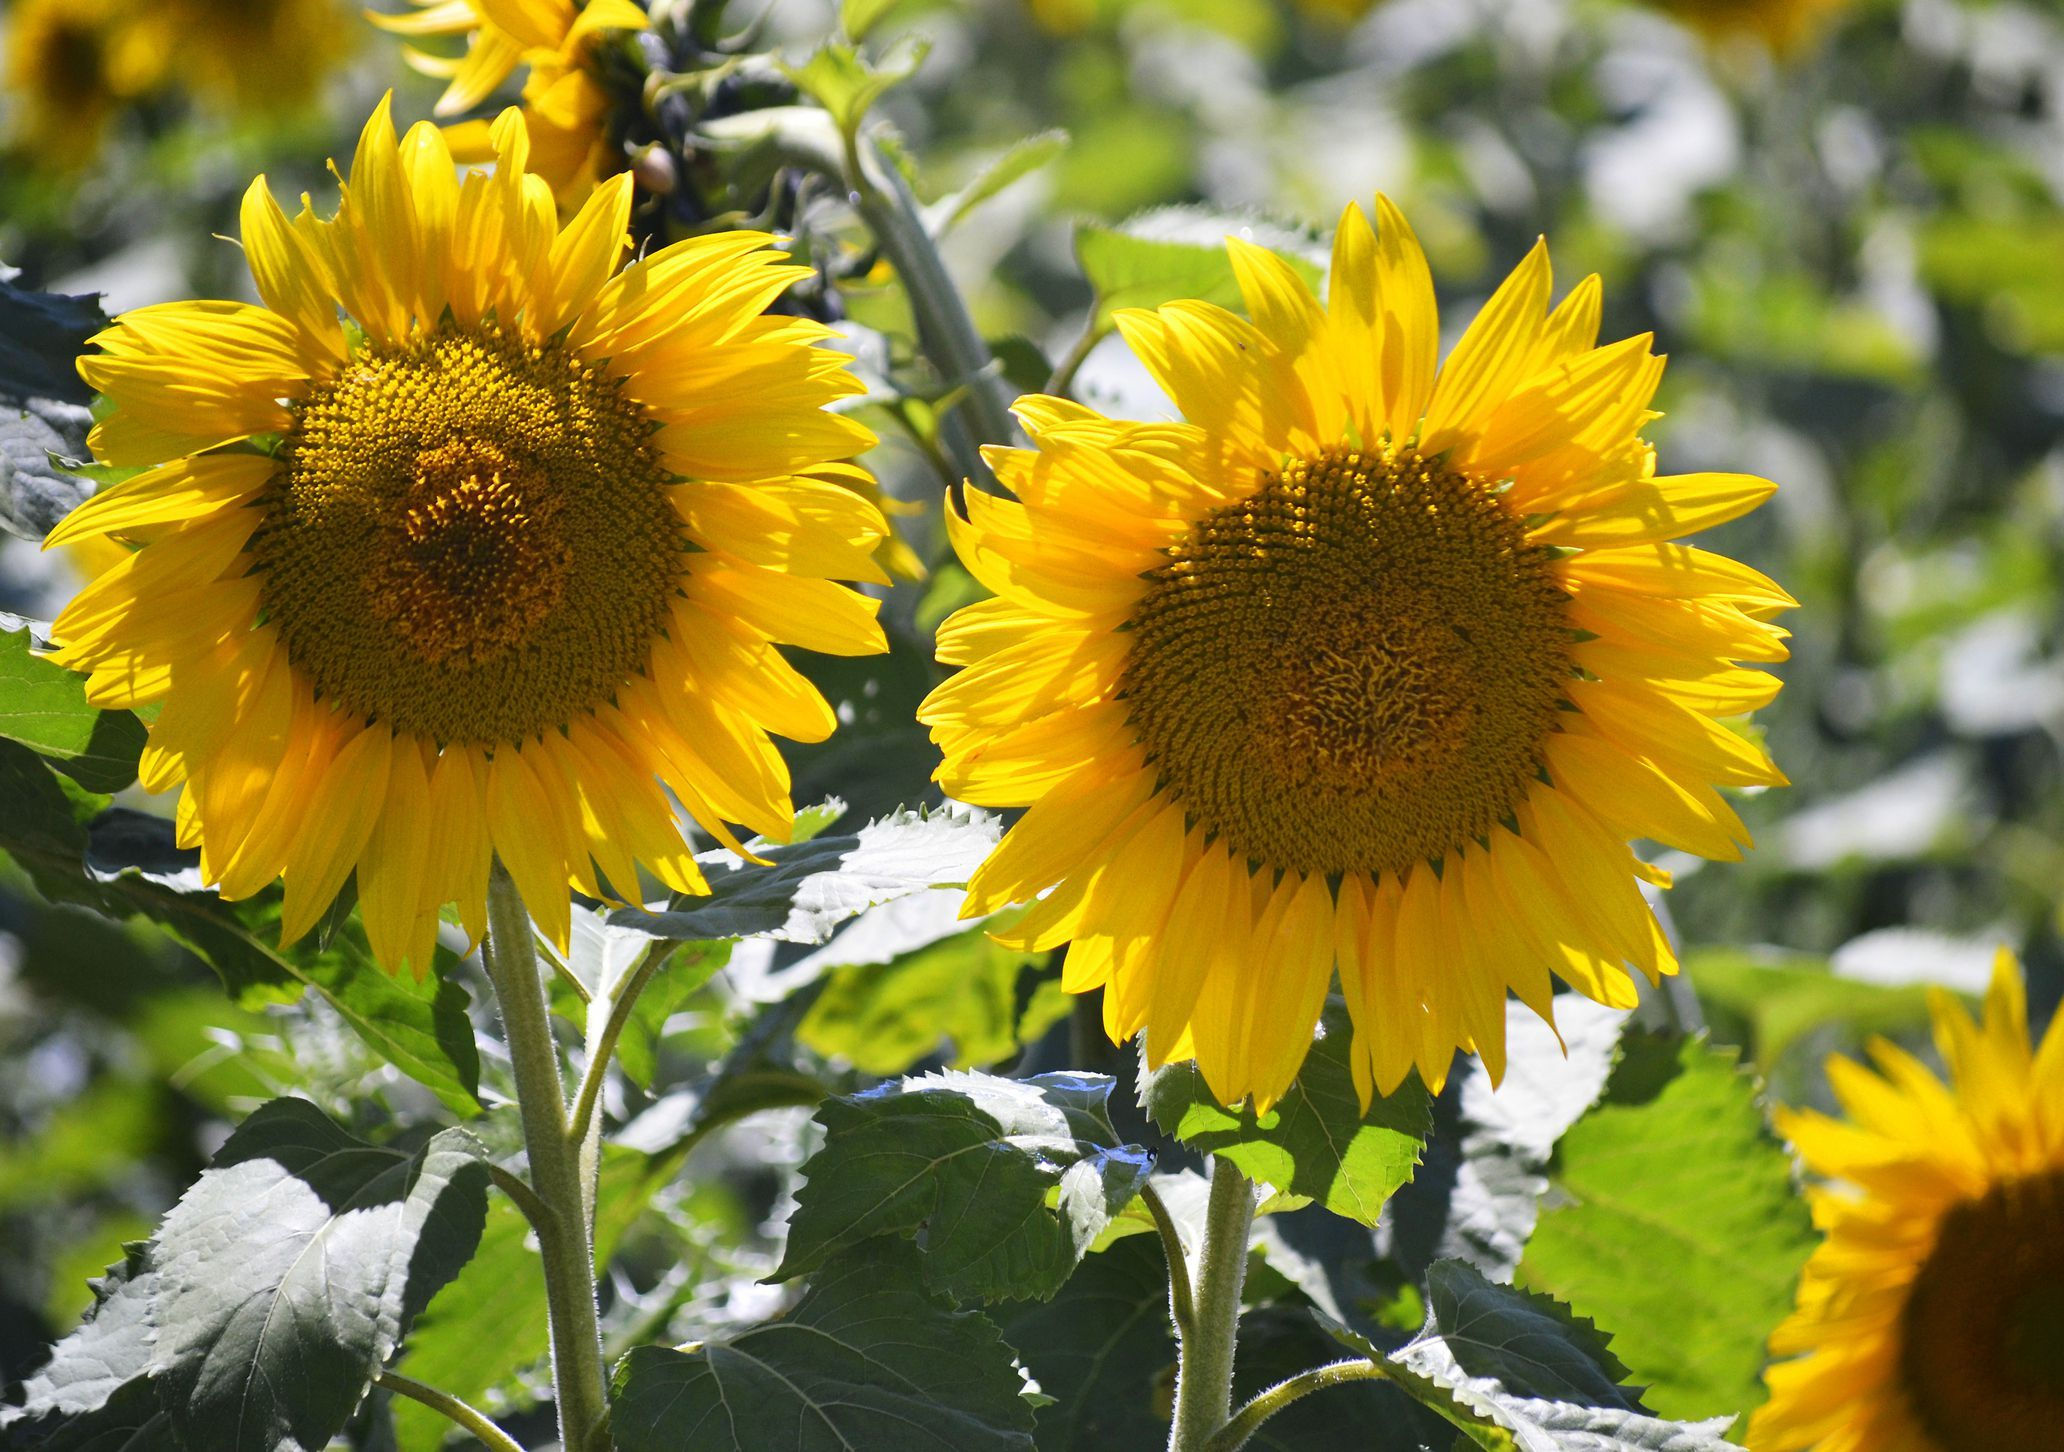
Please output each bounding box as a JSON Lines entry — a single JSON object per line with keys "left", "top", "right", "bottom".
{"left": 922, "top": 197, "right": 1791, "bottom": 1111}
{"left": 1751, "top": 950, "right": 2064, "bottom": 1452}
{"left": 44, "top": 97, "right": 889, "bottom": 974}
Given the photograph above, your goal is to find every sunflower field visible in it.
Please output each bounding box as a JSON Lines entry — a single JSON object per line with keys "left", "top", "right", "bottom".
{"left": 2, "top": 0, "right": 2062, "bottom": 1448}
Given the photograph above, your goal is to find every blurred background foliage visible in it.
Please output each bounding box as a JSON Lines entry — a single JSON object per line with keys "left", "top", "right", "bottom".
{"left": 6, "top": 0, "right": 2064, "bottom": 1438}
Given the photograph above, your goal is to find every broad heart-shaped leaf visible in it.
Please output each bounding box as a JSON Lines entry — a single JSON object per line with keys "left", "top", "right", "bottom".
{"left": 1144, "top": 1000, "right": 1431, "bottom": 1226}
{"left": 75, "top": 808, "right": 483, "bottom": 1115}
{"left": 777, "top": 1070, "right": 1153, "bottom": 1303}
{"left": 1386, "top": 997, "right": 1625, "bottom": 1282}
{"left": 144, "top": 1100, "right": 490, "bottom": 1452}
{"left": 1394, "top": 1263, "right": 1742, "bottom": 1452}
{"left": 0, "top": 615, "right": 146, "bottom": 792}
{"left": 1077, "top": 207, "right": 1324, "bottom": 333}
{"left": 1517, "top": 1033, "right": 1814, "bottom": 1424}
{"left": 798, "top": 917, "right": 1067, "bottom": 1075}
{"left": 387, "top": 1148, "right": 657, "bottom": 1451}
{"left": 608, "top": 804, "right": 1000, "bottom": 946}
{"left": 0, "top": 398, "right": 96, "bottom": 543}
{"left": 2, "top": 1243, "right": 181, "bottom": 1449}
{"left": 990, "top": 1236, "right": 1174, "bottom": 1452}
{"left": 0, "top": 276, "right": 104, "bottom": 406}
{"left": 612, "top": 1240, "right": 1036, "bottom": 1452}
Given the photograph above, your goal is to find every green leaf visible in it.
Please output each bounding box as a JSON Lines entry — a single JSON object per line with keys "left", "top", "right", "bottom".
{"left": 1395, "top": 1264, "right": 1743, "bottom": 1452}
{"left": 934, "top": 131, "right": 1069, "bottom": 233}
{"left": 0, "top": 735, "right": 111, "bottom": 907}
{"left": 778, "top": 1070, "right": 1153, "bottom": 1303}
{"left": 78, "top": 808, "right": 484, "bottom": 1116}
{"left": 1687, "top": 947, "right": 1935, "bottom": 1096}
{"left": 990, "top": 1236, "right": 1174, "bottom": 1451}
{"left": 781, "top": 37, "right": 928, "bottom": 146}
{"left": 389, "top": 1147, "right": 656, "bottom": 1450}
{"left": 1076, "top": 207, "right": 1323, "bottom": 333}
{"left": 1245, "top": 1306, "right": 1488, "bottom": 1452}
{"left": 0, "top": 276, "right": 105, "bottom": 406}
{"left": 1387, "top": 997, "right": 1625, "bottom": 1282}
{"left": 9, "top": 1102, "right": 489, "bottom": 1452}
{"left": 609, "top": 804, "right": 1000, "bottom": 946}
{"left": 1143, "top": 1001, "right": 1430, "bottom": 1227}
{"left": 840, "top": 0, "right": 915, "bottom": 40}
{"left": 143, "top": 1100, "right": 490, "bottom": 1452}
{"left": 618, "top": 940, "right": 731, "bottom": 1090}
{"left": 0, "top": 615, "right": 146, "bottom": 791}
{"left": 799, "top": 919, "right": 1063, "bottom": 1075}
{"left": 1517, "top": 1033, "right": 1814, "bottom": 1424}
{"left": 613, "top": 1240, "right": 1037, "bottom": 1452}
{"left": 4, "top": 1244, "right": 163, "bottom": 1445}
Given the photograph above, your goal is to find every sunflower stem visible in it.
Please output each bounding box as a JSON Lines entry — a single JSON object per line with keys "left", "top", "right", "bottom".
{"left": 1139, "top": 1180, "right": 1196, "bottom": 1340}
{"left": 375, "top": 1370, "right": 527, "bottom": 1452}
{"left": 739, "top": 109, "right": 1017, "bottom": 481}
{"left": 1203, "top": 1360, "right": 1389, "bottom": 1452}
{"left": 1167, "top": 1156, "right": 1256, "bottom": 1452}
{"left": 483, "top": 861, "right": 612, "bottom": 1452}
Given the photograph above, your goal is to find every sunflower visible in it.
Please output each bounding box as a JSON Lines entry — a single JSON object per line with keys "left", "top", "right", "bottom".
{"left": 373, "top": 0, "right": 648, "bottom": 206}
{"left": 1750, "top": 950, "right": 2064, "bottom": 1452}
{"left": 920, "top": 198, "right": 1789, "bottom": 1111}
{"left": 132, "top": 0, "right": 355, "bottom": 117}
{"left": 1640, "top": 0, "right": 1853, "bottom": 55}
{"left": 43, "top": 98, "right": 887, "bottom": 975}
{"left": 2, "top": 0, "right": 163, "bottom": 170}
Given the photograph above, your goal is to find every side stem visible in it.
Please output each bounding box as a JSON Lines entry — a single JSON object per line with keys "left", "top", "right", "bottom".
{"left": 375, "top": 1370, "right": 527, "bottom": 1452}
{"left": 1204, "top": 1360, "right": 1390, "bottom": 1452}
{"left": 484, "top": 861, "right": 611, "bottom": 1452}
{"left": 1167, "top": 1157, "right": 1256, "bottom": 1452}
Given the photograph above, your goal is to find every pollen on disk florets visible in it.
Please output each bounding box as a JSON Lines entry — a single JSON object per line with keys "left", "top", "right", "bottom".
{"left": 1119, "top": 446, "right": 1575, "bottom": 877}
{"left": 252, "top": 319, "right": 682, "bottom": 747}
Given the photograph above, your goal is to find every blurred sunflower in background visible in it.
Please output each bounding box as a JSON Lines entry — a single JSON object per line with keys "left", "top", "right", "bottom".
{"left": 2, "top": 0, "right": 354, "bottom": 171}
{"left": 924, "top": 199, "right": 1790, "bottom": 1111}
{"left": 133, "top": 0, "right": 357, "bottom": 118}
{"left": 1641, "top": 0, "right": 1855, "bottom": 54}
{"left": 373, "top": 0, "right": 648, "bottom": 207}
{"left": 43, "top": 98, "right": 888, "bottom": 975}
{"left": 2, "top": 0, "right": 165, "bottom": 171}
{"left": 1751, "top": 951, "right": 2064, "bottom": 1452}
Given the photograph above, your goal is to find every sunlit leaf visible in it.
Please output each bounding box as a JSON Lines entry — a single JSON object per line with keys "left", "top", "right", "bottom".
{"left": 613, "top": 1239, "right": 1037, "bottom": 1452}
{"left": 1143, "top": 1001, "right": 1430, "bottom": 1227}
{"left": 778, "top": 1070, "right": 1152, "bottom": 1303}
{"left": 1517, "top": 1034, "right": 1814, "bottom": 1425}
{"left": 0, "top": 615, "right": 145, "bottom": 792}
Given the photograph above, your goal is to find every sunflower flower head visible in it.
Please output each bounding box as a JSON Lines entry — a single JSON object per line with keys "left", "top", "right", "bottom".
{"left": 45, "top": 97, "right": 888, "bottom": 975}
{"left": 2, "top": 0, "right": 164, "bottom": 170}
{"left": 920, "top": 198, "right": 1790, "bottom": 1112}
{"left": 1642, "top": 0, "right": 1854, "bottom": 56}
{"left": 1750, "top": 950, "right": 2064, "bottom": 1452}
{"left": 134, "top": 0, "right": 356, "bottom": 117}
{"left": 373, "top": 0, "right": 649, "bottom": 206}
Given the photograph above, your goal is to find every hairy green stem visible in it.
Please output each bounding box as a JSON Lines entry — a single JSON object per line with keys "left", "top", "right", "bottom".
{"left": 376, "top": 1370, "right": 527, "bottom": 1452}
{"left": 1204, "top": 1359, "right": 1390, "bottom": 1452}
{"left": 1167, "top": 1157, "right": 1256, "bottom": 1452}
{"left": 568, "top": 942, "right": 665, "bottom": 1175}
{"left": 484, "top": 862, "right": 611, "bottom": 1452}
{"left": 735, "top": 109, "right": 1017, "bottom": 481}
{"left": 1138, "top": 1180, "right": 1196, "bottom": 1340}
{"left": 1043, "top": 316, "right": 1104, "bottom": 399}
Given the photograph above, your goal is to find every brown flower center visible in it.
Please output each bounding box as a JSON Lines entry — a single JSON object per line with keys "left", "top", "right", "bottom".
{"left": 254, "top": 321, "right": 680, "bottom": 746}
{"left": 1119, "top": 447, "right": 1572, "bottom": 877}
{"left": 1899, "top": 1169, "right": 2064, "bottom": 1452}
